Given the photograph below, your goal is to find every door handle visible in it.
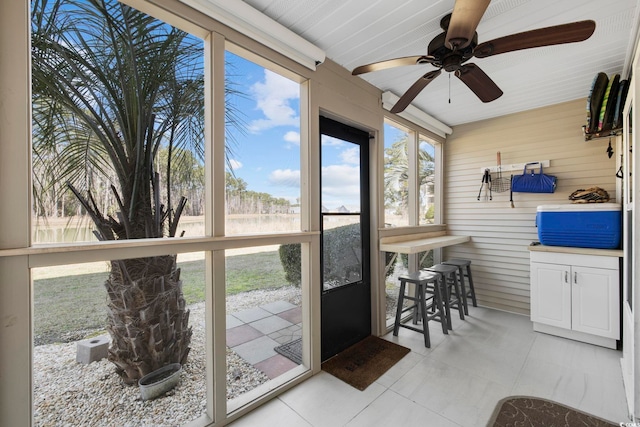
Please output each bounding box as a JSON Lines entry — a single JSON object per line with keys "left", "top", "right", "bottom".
{"left": 564, "top": 271, "right": 568, "bottom": 283}
{"left": 574, "top": 271, "right": 577, "bottom": 284}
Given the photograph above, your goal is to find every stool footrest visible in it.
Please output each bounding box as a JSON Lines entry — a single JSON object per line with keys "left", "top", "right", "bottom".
{"left": 397, "top": 323, "right": 427, "bottom": 334}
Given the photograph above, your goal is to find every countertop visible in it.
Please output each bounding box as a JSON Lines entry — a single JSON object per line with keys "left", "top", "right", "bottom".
{"left": 528, "top": 243, "right": 623, "bottom": 257}
{"left": 379, "top": 233, "right": 470, "bottom": 254}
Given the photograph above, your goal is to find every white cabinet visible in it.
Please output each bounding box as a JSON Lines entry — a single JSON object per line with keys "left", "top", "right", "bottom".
{"left": 530, "top": 250, "right": 620, "bottom": 349}
{"left": 531, "top": 261, "right": 571, "bottom": 329}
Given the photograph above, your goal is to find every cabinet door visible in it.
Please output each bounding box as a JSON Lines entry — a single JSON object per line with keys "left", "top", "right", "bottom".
{"left": 530, "top": 262, "right": 571, "bottom": 329}
{"left": 572, "top": 266, "right": 620, "bottom": 339}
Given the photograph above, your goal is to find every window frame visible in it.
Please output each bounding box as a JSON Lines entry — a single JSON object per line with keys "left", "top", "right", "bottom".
{"left": 382, "top": 116, "right": 443, "bottom": 228}
{"left": 0, "top": 2, "right": 316, "bottom": 426}
{"left": 378, "top": 115, "right": 443, "bottom": 334}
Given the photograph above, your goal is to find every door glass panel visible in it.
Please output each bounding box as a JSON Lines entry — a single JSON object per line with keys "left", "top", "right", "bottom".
{"left": 321, "top": 134, "right": 362, "bottom": 291}
{"left": 322, "top": 217, "right": 362, "bottom": 290}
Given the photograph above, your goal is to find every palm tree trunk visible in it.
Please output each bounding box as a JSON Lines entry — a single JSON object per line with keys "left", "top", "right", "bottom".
{"left": 105, "top": 255, "right": 191, "bottom": 384}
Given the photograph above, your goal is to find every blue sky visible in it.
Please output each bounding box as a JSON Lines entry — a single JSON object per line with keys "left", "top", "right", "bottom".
{"left": 225, "top": 51, "right": 301, "bottom": 203}
{"left": 225, "top": 51, "right": 362, "bottom": 210}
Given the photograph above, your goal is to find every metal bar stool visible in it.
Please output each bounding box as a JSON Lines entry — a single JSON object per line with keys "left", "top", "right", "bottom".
{"left": 393, "top": 270, "right": 448, "bottom": 348}
{"left": 443, "top": 258, "right": 477, "bottom": 315}
{"left": 425, "top": 263, "right": 465, "bottom": 329}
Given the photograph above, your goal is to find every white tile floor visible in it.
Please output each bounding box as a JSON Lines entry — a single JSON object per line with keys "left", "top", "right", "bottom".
{"left": 230, "top": 306, "right": 630, "bottom": 427}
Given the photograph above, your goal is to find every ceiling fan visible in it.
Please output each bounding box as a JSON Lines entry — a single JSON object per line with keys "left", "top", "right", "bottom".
{"left": 352, "top": 0, "right": 596, "bottom": 113}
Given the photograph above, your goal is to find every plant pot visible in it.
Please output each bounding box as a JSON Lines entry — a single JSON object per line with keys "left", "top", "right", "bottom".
{"left": 138, "top": 363, "right": 182, "bottom": 401}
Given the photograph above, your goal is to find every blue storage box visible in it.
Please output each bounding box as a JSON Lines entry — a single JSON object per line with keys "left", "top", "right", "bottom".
{"left": 536, "top": 203, "right": 621, "bottom": 249}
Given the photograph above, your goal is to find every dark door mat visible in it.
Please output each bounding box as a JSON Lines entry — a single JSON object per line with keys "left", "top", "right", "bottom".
{"left": 488, "top": 396, "right": 618, "bottom": 426}
{"left": 274, "top": 337, "right": 302, "bottom": 365}
{"left": 321, "top": 335, "right": 410, "bottom": 391}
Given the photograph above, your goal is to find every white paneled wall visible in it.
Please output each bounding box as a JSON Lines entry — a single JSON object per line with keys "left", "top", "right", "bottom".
{"left": 443, "top": 98, "right": 619, "bottom": 314}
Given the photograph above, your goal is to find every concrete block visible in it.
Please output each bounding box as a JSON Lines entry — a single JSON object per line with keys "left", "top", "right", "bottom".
{"left": 76, "top": 335, "right": 110, "bottom": 364}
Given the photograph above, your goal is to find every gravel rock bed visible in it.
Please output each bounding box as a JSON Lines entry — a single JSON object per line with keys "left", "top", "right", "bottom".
{"left": 33, "top": 286, "right": 301, "bottom": 427}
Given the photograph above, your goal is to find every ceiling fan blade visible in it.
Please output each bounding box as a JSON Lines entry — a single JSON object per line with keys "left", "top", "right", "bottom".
{"left": 445, "top": 0, "right": 490, "bottom": 49}
{"left": 455, "top": 63, "right": 503, "bottom": 102}
{"left": 352, "top": 55, "right": 436, "bottom": 75}
{"left": 474, "top": 20, "right": 596, "bottom": 58}
{"left": 390, "top": 70, "right": 442, "bottom": 113}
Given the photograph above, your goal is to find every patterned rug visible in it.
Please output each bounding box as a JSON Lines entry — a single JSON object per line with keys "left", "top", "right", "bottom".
{"left": 321, "top": 335, "right": 410, "bottom": 391}
{"left": 487, "top": 396, "right": 618, "bottom": 426}
{"left": 274, "top": 338, "right": 302, "bottom": 365}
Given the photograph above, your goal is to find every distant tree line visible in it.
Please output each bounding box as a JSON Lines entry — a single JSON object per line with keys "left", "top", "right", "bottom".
{"left": 33, "top": 152, "right": 292, "bottom": 219}
{"left": 226, "top": 172, "right": 291, "bottom": 214}
{"left": 33, "top": 146, "right": 206, "bottom": 219}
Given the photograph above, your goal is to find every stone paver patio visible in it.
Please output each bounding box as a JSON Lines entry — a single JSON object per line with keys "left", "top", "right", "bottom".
{"left": 226, "top": 300, "right": 302, "bottom": 379}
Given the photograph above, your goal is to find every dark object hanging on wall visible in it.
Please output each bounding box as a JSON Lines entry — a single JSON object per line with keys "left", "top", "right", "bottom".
{"left": 511, "top": 163, "right": 557, "bottom": 193}
{"left": 607, "top": 139, "right": 614, "bottom": 158}
{"left": 616, "top": 154, "right": 624, "bottom": 179}
{"left": 613, "top": 79, "right": 629, "bottom": 129}
{"left": 597, "top": 74, "right": 620, "bottom": 132}
{"left": 492, "top": 151, "right": 510, "bottom": 193}
{"left": 586, "top": 72, "right": 608, "bottom": 134}
{"left": 509, "top": 175, "right": 515, "bottom": 208}
{"left": 477, "top": 168, "right": 492, "bottom": 201}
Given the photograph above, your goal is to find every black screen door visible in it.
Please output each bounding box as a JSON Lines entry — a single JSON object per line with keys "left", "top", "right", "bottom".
{"left": 320, "top": 116, "right": 371, "bottom": 361}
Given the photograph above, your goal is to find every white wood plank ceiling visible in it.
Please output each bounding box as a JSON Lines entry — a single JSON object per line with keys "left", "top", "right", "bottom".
{"left": 242, "top": 0, "right": 640, "bottom": 127}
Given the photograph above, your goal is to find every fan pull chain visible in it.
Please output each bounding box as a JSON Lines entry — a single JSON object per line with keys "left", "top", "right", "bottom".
{"left": 448, "top": 73, "right": 451, "bottom": 104}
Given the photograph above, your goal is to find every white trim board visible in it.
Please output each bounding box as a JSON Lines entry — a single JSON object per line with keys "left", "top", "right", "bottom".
{"left": 480, "top": 160, "right": 550, "bottom": 173}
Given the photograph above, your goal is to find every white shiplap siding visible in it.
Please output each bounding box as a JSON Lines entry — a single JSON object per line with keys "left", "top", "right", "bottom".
{"left": 443, "top": 98, "right": 618, "bottom": 315}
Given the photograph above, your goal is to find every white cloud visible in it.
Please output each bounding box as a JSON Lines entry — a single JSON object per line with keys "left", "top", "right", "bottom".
{"left": 249, "top": 70, "right": 300, "bottom": 132}
{"left": 340, "top": 147, "right": 360, "bottom": 165}
{"left": 321, "top": 135, "right": 344, "bottom": 147}
{"left": 321, "top": 164, "right": 360, "bottom": 209}
{"left": 229, "top": 159, "right": 242, "bottom": 170}
{"left": 284, "top": 131, "right": 300, "bottom": 146}
{"left": 269, "top": 169, "right": 300, "bottom": 187}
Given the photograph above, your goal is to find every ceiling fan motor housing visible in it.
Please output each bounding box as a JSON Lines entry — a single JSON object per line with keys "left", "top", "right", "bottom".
{"left": 428, "top": 31, "right": 477, "bottom": 71}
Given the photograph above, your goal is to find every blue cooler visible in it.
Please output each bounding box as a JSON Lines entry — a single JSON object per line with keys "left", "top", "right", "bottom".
{"left": 536, "top": 203, "right": 621, "bottom": 249}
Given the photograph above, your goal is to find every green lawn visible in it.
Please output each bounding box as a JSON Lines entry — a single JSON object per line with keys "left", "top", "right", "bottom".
{"left": 33, "top": 250, "right": 291, "bottom": 345}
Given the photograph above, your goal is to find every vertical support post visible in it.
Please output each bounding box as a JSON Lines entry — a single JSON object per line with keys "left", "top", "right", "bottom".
{"left": 0, "top": 1, "right": 32, "bottom": 425}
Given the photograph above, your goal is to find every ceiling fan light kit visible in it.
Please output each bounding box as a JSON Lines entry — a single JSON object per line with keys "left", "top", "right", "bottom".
{"left": 352, "top": 0, "right": 596, "bottom": 114}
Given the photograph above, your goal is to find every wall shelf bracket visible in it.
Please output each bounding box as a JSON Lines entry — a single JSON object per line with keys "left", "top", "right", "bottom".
{"left": 582, "top": 125, "right": 623, "bottom": 141}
